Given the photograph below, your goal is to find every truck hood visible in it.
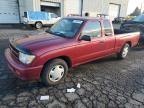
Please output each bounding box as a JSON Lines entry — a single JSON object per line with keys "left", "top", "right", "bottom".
{"left": 10, "top": 32, "right": 74, "bottom": 55}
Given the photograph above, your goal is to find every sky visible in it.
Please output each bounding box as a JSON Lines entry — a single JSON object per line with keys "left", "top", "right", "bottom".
{"left": 127, "top": 0, "right": 144, "bottom": 15}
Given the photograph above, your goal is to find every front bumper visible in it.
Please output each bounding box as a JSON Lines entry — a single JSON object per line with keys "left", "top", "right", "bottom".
{"left": 5, "top": 48, "right": 43, "bottom": 80}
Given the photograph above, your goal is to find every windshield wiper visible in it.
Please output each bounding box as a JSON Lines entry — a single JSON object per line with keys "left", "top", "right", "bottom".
{"left": 53, "top": 32, "right": 67, "bottom": 38}
{"left": 46, "top": 30, "right": 68, "bottom": 38}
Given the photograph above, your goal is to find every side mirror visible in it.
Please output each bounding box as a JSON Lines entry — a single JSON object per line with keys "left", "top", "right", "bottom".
{"left": 80, "top": 35, "right": 91, "bottom": 41}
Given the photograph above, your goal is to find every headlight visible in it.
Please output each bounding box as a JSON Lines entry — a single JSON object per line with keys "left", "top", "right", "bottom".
{"left": 19, "top": 52, "right": 35, "bottom": 64}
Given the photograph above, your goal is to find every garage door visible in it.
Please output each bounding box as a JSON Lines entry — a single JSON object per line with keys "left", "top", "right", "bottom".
{"left": 41, "top": 1, "right": 61, "bottom": 16}
{"left": 64, "top": 0, "right": 81, "bottom": 16}
{"left": 0, "top": 0, "right": 19, "bottom": 23}
{"left": 109, "top": 4, "right": 120, "bottom": 20}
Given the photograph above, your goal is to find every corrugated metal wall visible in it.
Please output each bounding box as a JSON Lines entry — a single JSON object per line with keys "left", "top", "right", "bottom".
{"left": 64, "top": 0, "right": 81, "bottom": 16}
{"left": 110, "top": 0, "right": 129, "bottom": 17}
{"left": 82, "top": 0, "right": 129, "bottom": 17}
{"left": 0, "top": 0, "right": 20, "bottom": 23}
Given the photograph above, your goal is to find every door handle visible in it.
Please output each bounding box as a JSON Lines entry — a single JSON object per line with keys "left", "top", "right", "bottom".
{"left": 99, "top": 41, "right": 104, "bottom": 43}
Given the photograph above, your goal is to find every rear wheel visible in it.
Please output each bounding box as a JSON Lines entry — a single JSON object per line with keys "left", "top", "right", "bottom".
{"left": 117, "top": 43, "right": 130, "bottom": 59}
{"left": 35, "top": 22, "right": 42, "bottom": 29}
{"left": 41, "top": 59, "right": 68, "bottom": 85}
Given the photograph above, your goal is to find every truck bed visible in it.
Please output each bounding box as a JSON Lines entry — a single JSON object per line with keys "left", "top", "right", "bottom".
{"left": 114, "top": 29, "right": 140, "bottom": 38}
{"left": 114, "top": 29, "right": 140, "bottom": 49}
{"left": 114, "top": 29, "right": 135, "bottom": 35}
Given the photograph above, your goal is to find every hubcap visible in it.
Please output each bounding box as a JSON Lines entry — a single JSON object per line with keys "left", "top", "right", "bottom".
{"left": 49, "top": 65, "right": 64, "bottom": 82}
{"left": 36, "top": 23, "right": 42, "bottom": 28}
{"left": 122, "top": 45, "right": 129, "bottom": 57}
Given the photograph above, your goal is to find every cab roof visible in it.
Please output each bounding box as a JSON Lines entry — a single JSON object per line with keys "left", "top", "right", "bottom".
{"left": 65, "top": 16, "right": 109, "bottom": 21}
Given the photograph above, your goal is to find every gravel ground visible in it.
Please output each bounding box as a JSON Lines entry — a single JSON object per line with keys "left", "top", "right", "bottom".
{"left": 0, "top": 29, "right": 144, "bottom": 108}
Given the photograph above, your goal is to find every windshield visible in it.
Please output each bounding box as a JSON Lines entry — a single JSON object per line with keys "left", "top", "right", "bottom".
{"left": 133, "top": 15, "right": 144, "bottom": 22}
{"left": 46, "top": 18, "right": 84, "bottom": 38}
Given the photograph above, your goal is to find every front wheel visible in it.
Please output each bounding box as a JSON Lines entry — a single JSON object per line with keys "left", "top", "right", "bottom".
{"left": 35, "top": 22, "right": 43, "bottom": 29}
{"left": 41, "top": 59, "right": 68, "bottom": 86}
{"left": 117, "top": 43, "right": 130, "bottom": 59}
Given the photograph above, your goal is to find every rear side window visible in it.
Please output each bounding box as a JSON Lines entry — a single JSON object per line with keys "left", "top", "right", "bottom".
{"left": 82, "top": 20, "right": 101, "bottom": 38}
{"left": 103, "top": 20, "right": 113, "bottom": 36}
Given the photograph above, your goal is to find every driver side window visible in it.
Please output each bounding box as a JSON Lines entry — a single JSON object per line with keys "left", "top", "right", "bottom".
{"left": 81, "top": 20, "right": 101, "bottom": 38}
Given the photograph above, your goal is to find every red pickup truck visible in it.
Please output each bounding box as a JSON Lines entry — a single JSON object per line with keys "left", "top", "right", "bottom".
{"left": 5, "top": 17, "right": 140, "bottom": 85}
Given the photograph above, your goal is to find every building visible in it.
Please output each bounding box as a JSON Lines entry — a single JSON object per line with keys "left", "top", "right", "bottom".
{"left": 83, "top": 0, "right": 129, "bottom": 20}
{"left": 0, "top": 0, "right": 129, "bottom": 24}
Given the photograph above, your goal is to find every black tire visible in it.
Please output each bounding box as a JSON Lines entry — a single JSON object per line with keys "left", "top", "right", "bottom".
{"left": 41, "top": 59, "right": 68, "bottom": 86}
{"left": 117, "top": 43, "right": 130, "bottom": 59}
{"left": 35, "top": 22, "right": 42, "bottom": 29}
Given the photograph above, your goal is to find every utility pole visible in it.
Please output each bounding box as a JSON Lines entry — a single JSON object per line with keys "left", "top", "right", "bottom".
{"left": 81, "top": 0, "right": 83, "bottom": 16}
{"left": 101, "top": 0, "right": 103, "bottom": 14}
{"left": 141, "top": 3, "right": 142, "bottom": 14}
{"left": 141, "top": 2, "right": 144, "bottom": 14}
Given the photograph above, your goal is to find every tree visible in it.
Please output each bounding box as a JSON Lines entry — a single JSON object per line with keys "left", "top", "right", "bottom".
{"left": 130, "top": 7, "right": 141, "bottom": 16}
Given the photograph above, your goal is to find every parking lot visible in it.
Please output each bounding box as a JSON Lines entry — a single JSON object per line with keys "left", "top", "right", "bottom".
{"left": 0, "top": 28, "right": 144, "bottom": 108}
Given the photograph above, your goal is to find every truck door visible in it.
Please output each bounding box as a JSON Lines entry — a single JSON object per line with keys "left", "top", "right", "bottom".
{"left": 103, "top": 20, "right": 115, "bottom": 55}
{"left": 75, "top": 20, "right": 105, "bottom": 64}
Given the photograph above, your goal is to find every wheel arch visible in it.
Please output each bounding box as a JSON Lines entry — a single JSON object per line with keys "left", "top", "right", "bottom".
{"left": 40, "top": 56, "right": 72, "bottom": 78}
{"left": 125, "top": 41, "right": 132, "bottom": 47}
{"left": 35, "top": 21, "right": 42, "bottom": 25}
